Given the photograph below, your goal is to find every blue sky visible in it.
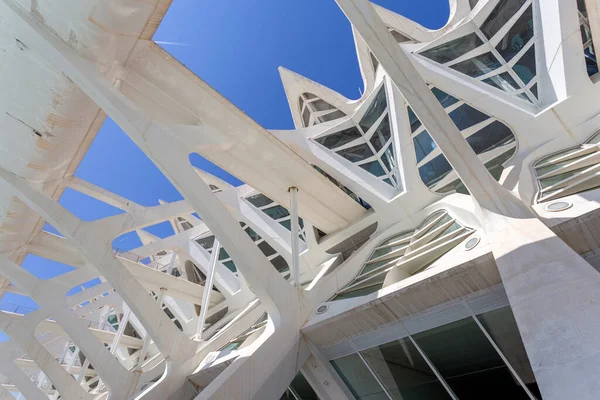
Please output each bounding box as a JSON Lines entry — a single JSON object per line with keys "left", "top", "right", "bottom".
{"left": 1, "top": 0, "right": 449, "bottom": 334}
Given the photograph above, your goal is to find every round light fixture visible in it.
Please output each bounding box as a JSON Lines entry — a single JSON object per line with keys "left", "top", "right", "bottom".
{"left": 464, "top": 236, "right": 480, "bottom": 251}
{"left": 545, "top": 201, "right": 572, "bottom": 212}
{"left": 316, "top": 305, "right": 329, "bottom": 314}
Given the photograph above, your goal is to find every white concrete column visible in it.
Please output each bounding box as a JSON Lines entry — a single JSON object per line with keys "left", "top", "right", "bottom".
{"left": 335, "top": 1, "right": 600, "bottom": 399}
{"left": 289, "top": 187, "right": 301, "bottom": 287}
{"left": 197, "top": 239, "right": 220, "bottom": 340}
{"left": 0, "top": 360, "right": 47, "bottom": 400}
{"left": 535, "top": 0, "right": 591, "bottom": 101}
{"left": 136, "top": 288, "right": 166, "bottom": 371}
{"left": 110, "top": 308, "right": 131, "bottom": 355}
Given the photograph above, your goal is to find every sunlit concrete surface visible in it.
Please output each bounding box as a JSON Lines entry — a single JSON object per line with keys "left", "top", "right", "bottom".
{"left": 1, "top": 0, "right": 600, "bottom": 399}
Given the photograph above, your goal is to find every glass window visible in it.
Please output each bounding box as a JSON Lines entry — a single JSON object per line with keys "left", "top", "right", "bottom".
{"left": 281, "top": 372, "right": 320, "bottom": 400}
{"left": 480, "top": 0, "right": 528, "bottom": 39}
{"left": 321, "top": 110, "right": 347, "bottom": 122}
{"left": 413, "top": 317, "right": 531, "bottom": 399}
{"left": 246, "top": 193, "right": 274, "bottom": 208}
{"left": 310, "top": 99, "right": 336, "bottom": 112}
{"left": 222, "top": 260, "right": 237, "bottom": 273}
{"left": 270, "top": 255, "right": 289, "bottom": 273}
{"left": 257, "top": 241, "right": 277, "bottom": 257}
{"left": 483, "top": 72, "right": 520, "bottom": 91}
{"left": 302, "top": 107, "right": 311, "bottom": 127}
{"left": 450, "top": 52, "right": 503, "bottom": 78}
{"left": 331, "top": 354, "right": 390, "bottom": 400}
{"left": 361, "top": 338, "right": 452, "bottom": 399}
{"left": 263, "top": 205, "right": 290, "bottom": 220}
{"left": 530, "top": 83, "right": 538, "bottom": 98}
{"left": 407, "top": 107, "right": 422, "bottom": 132}
{"left": 315, "top": 127, "right": 363, "bottom": 150}
{"left": 338, "top": 144, "right": 375, "bottom": 163}
{"left": 359, "top": 161, "right": 386, "bottom": 177}
{"left": 477, "top": 307, "right": 542, "bottom": 398}
{"left": 360, "top": 87, "right": 388, "bottom": 133}
{"left": 466, "top": 121, "right": 515, "bottom": 154}
{"left": 449, "top": 104, "right": 489, "bottom": 131}
{"left": 512, "top": 45, "right": 536, "bottom": 84}
{"left": 414, "top": 131, "right": 438, "bottom": 163}
{"left": 496, "top": 6, "right": 534, "bottom": 61}
{"left": 369, "top": 115, "right": 391, "bottom": 152}
{"left": 380, "top": 146, "right": 396, "bottom": 173}
{"left": 421, "top": 33, "right": 484, "bottom": 64}
{"left": 218, "top": 247, "right": 230, "bottom": 260}
{"left": 245, "top": 227, "right": 261, "bottom": 242}
{"left": 196, "top": 235, "right": 215, "bottom": 250}
{"left": 431, "top": 87, "right": 459, "bottom": 108}
{"left": 419, "top": 155, "right": 453, "bottom": 187}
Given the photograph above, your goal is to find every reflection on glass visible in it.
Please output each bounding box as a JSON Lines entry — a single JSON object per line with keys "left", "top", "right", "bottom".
{"left": 449, "top": 104, "right": 489, "bottom": 131}
{"left": 496, "top": 6, "right": 534, "bottom": 61}
{"left": 483, "top": 72, "right": 520, "bottom": 91}
{"left": 360, "top": 87, "right": 388, "bottom": 132}
{"left": 477, "top": 307, "right": 543, "bottom": 398}
{"left": 412, "top": 317, "right": 531, "bottom": 399}
{"left": 421, "top": 33, "right": 484, "bottom": 64}
{"left": 419, "top": 154, "right": 453, "bottom": 186}
{"left": 331, "top": 354, "right": 390, "bottom": 399}
{"left": 361, "top": 338, "right": 452, "bottom": 399}
{"left": 466, "top": 121, "right": 515, "bottom": 154}
{"left": 414, "top": 131, "right": 438, "bottom": 163}
{"left": 369, "top": 115, "right": 391, "bottom": 152}
{"left": 512, "top": 45, "right": 536, "bottom": 84}
{"left": 280, "top": 372, "right": 320, "bottom": 400}
{"left": 359, "top": 160, "right": 386, "bottom": 177}
{"left": 338, "top": 144, "right": 375, "bottom": 163}
{"left": 450, "top": 52, "right": 503, "bottom": 78}
{"left": 431, "top": 87, "right": 459, "bottom": 108}
{"left": 480, "top": 0, "right": 528, "bottom": 39}
{"left": 408, "top": 107, "right": 422, "bottom": 132}
{"left": 315, "top": 127, "right": 363, "bottom": 150}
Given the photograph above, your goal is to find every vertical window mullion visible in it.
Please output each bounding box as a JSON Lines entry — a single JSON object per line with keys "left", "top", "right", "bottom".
{"left": 407, "top": 335, "right": 459, "bottom": 400}
{"left": 354, "top": 348, "right": 395, "bottom": 400}
{"left": 466, "top": 308, "right": 538, "bottom": 400}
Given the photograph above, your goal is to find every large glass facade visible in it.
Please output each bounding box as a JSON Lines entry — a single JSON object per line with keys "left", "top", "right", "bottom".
{"left": 577, "top": 0, "right": 599, "bottom": 77}
{"left": 314, "top": 84, "right": 402, "bottom": 190}
{"left": 331, "top": 306, "right": 542, "bottom": 400}
{"left": 420, "top": 0, "right": 538, "bottom": 103}
{"left": 280, "top": 372, "right": 320, "bottom": 400}
{"left": 409, "top": 87, "right": 517, "bottom": 192}
{"left": 332, "top": 210, "right": 472, "bottom": 301}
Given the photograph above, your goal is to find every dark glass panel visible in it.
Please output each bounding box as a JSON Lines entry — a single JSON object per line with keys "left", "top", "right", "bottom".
{"left": 257, "top": 241, "right": 277, "bottom": 257}
{"left": 302, "top": 107, "right": 311, "bottom": 127}
{"left": 196, "top": 235, "right": 215, "bottom": 251}
{"left": 338, "top": 143, "right": 375, "bottom": 163}
{"left": 496, "top": 6, "right": 534, "bottom": 61}
{"left": 218, "top": 247, "right": 230, "bottom": 261}
{"left": 331, "top": 354, "right": 389, "bottom": 399}
{"left": 380, "top": 146, "right": 395, "bottom": 172}
{"left": 263, "top": 205, "right": 290, "bottom": 220}
{"left": 321, "top": 110, "right": 347, "bottom": 122}
{"left": 483, "top": 72, "right": 520, "bottom": 91}
{"left": 431, "top": 87, "right": 459, "bottom": 108}
{"left": 449, "top": 104, "right": 489, "bottom": 131}
{"left": 270, "top": 255, "right": 289, "bottom": 273}
{"left": 530, "top": 83, "right": 538, "bottom": 98}
{"left": 480, "top": 0, "right": 528, "bottom": 39}
{"left": 333, "top": 284, "right": 382, "bottom": 300}
{"left": 310, "top": 99, "right": 336, "bottom": 112}
{"left": 477, "top": 307, "right": 541, "bottom": 397}
{"left": 280, "top": 220, "right": 291, "bottom": 230}
{"left": 413, "top": 131, "right": 437, "bottom": 163}
{"left": 359, "top": 161, "right": 386, "bottom": 177}
{"left": 361, "top": 338, "right": 452, "bottom": 400}
{"left": 360, "top": 87, "right": 388, "bottom": 132}
{"left": 407, "top": 107, "right": 422, "bottom": 132}
{"left": 246, "top": 193, "right": 274, "bottom": 208}
{"left": 421, "top": 33, "right": 484, "bottom": 64}
{"left": 369, "top": 115, "right": 391, "bottom": 152}
{"left": 413, "top": 317, "right": 531, "bottom": 400}
{"left": 289, "top": 372, "right": 319, "bottom": 400}
{"left": 315, "top": 126, "right": 363, "bottom": 150}
{"left": 244, "top": 227, "right": 261, "bottom": 242}
{"left": 449, "top": 52, "right": 502, "bottom": 78}
{"left": 222, "top": 260, "right": 237, "bottom": 273}
{"left": 419, "top": 155, "right": 453, "bottom": 187}
{"left": 512, "top": 45, "right": 537, "bottom": 84}
{"left": 466, "top": 121, "right": 515, "bottom": 154}
{"left": 312, "top": 165, "right": 371, "bottom": 210}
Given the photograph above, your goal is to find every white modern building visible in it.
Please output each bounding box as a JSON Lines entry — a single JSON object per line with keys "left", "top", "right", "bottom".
{"left": 0, "top": 0, "right": 600, "bottom": 398}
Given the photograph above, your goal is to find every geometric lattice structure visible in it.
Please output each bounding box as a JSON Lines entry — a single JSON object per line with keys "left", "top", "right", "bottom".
{"left": 3, "top": 0, "right": 600, "bottom": 399}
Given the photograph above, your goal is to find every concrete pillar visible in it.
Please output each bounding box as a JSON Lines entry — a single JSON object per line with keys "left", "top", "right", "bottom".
{"left": 334, "top": 1, "right": 600, "bottom": 399}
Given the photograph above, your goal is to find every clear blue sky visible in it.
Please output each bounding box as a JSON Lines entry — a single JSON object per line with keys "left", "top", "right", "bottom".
{"left": 1, "top": 0, "right": 449, "bottom": 329}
